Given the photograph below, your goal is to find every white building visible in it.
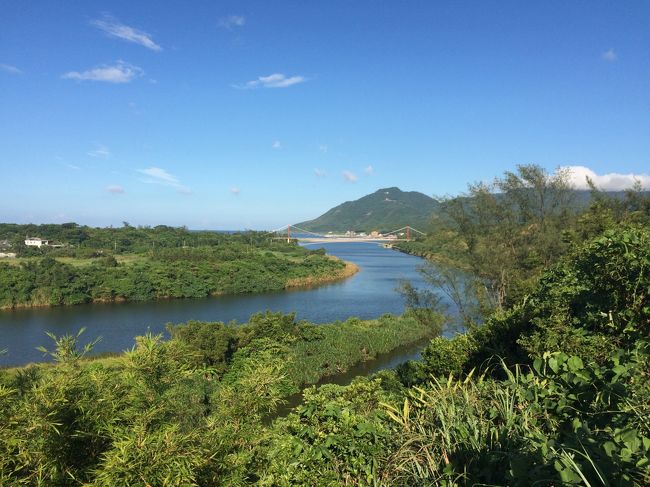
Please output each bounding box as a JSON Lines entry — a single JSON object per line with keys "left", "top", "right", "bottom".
{"left": 25, "top": 237, "right": 49, "bottom": 247}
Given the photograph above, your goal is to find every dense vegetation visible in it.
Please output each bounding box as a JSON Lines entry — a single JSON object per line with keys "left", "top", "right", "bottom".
{"left": 295, "top": 187, "right": 439, "bottom": 233}
{"left": 0, "top": 224, "right": 352, "bottom": 308}
{"left": 0, "top": 312, "right": 437, "bottom": 485}
{"left": 0, "top": 223, "right": 256, "bottom": 255}
{"left": 0, "top": 222, "right": 647, "bottom": 485}
{"left": 395, "top": 165, "right": 650, "bottom": 325}
{"left": 1, "top": 165, "right": 649, "bottom": 485}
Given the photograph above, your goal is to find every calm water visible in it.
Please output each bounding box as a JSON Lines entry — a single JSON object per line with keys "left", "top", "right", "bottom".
{"left": 0, "top": 242, "right": 437, "bottom": 367}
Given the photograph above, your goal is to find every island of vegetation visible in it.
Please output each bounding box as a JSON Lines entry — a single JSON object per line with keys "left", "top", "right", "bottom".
{"left": 0, "top": 224, "right": 357, "bottom": 309}
{"left": 0, "top": 165, "right": 648, "bottom": 485}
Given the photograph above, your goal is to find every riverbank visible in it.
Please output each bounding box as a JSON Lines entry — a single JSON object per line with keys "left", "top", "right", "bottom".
{"left": 285, "top": 260, "right": 359, "bottom": 288}
{"left": 0, "top": 258, "right": 358, "bottom": 311}
{"left": 0, "top": 242, "right": 434, "bottom": 367}
{"left": 0, "top": 250, "right": 357, "bottom": 310}
{"left": 0, "top": 309, "right": 446, "bottom": 484}
{"left": 2, "top": 312, "right": 439, "bottom": 385}
{"left": 391, "top": 240, "right": 437, "bottom": 259}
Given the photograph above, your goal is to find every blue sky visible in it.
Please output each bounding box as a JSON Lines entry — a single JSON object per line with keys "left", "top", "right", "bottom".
{"left": 1, "top": 0, "right": 648, "bottom": 229}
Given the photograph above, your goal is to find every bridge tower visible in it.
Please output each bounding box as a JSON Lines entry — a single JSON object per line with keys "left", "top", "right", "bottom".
{"left": 406, "top": 226, "right": 411, "bottom": 241}
{"left": 287, "top": 224, "right": 291, "bottom": 243}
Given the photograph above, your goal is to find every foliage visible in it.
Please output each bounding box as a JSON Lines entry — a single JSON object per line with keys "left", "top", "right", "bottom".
{"left": 287, "top": 314, "right": 438, "bottom": 386}
{"left": 0, "top": 310, "right": 440, "bottom": 485}
{"left": 405, "top": 224, "right": 650, "bottom": 387}
{"left": 0, "top": 230, "right": 347, "bottom": 309}
{"left": 395, "top": 164, "right": 576, "bottom": 320}
{"left": 169, "top": 312, "right": 436, "bottom": 390}
{"left": 382, "top": 345, "right": 649, "bottom": 486}
{"left": 518, "top": 226, "right": 650, "bottom": 360}
{"left": 259, "top": 379, "right": 393, "bottom": 486}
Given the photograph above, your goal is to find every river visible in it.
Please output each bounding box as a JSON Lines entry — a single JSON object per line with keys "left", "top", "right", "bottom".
{"left": 0, "top": 242, "right": 440, "bottom": 368}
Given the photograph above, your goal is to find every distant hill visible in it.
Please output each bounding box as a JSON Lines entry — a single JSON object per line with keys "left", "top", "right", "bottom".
{"left": 295, "top": 187, "right": 650, "bottom": 235}
{"left": 295, "top": 187, "right": 439, "bottom": 233}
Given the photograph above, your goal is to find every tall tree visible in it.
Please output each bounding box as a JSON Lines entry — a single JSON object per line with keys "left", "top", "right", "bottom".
{"left": 417, "top": 164, "right": 575, "bottom": 325}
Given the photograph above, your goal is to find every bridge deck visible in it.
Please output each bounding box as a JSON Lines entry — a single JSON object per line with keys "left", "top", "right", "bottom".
{"left": 296, "top": 237, "right": 406, "bottom": 243}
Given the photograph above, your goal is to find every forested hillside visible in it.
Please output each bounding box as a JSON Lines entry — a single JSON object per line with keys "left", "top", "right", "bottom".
{"left": 294, "top": 184, "right": 648, "bottom": 236}
{"left": 295, "top": 187, "right": 439, "bottom": 233}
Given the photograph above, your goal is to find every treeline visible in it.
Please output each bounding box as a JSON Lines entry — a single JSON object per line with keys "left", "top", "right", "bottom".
{"left": 0, "top": 245, "right": 346, "bottom": 309}
{"left": 0, "top": 223, "right": 284, "bottom": 256}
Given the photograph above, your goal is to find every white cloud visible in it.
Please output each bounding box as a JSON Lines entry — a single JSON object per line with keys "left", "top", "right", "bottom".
{"left": 602, "top": 48, "right": 617, "bottom": 62}
{"left": 106, "top": 185, "right": 125, "bottom": 194}
{"left": 62, "top": 61, "right": 143, "bottom": 83}
{"left": 319, "top": 144, "right": 328, "bottom": 153}
{"left": 562, "top": 165, "right": 650, "bottom": 191}
{"left": 219, "top": 15, "right": 246, "bottom": 29}
{"left": 234, "top": 73, "right": 307, "bottom": 89}
{"left": 88, "top": 145, "right": 110, "bottom": 158}
{"left": 64, "top": 163, "right": 81, "bottom": 170}
{"left": 139, "top": 166, "right": 178, "bottom": 183}
{"left": 342, "top": 170, "right": 358, "bottom": 182}
{"left": 137, "top": 166, "right": 191, "bottom": 194}
{"left": 314, "top": 168, "right": 326, "bottom": 178}
{"left": 364, "top": 165, "right": 374, "bottom": 175}
{"left": 91, "top": 15, "right": 162, "bottom": 51}
{"left": 230, "top": 186, "right": 241, "bottom": 195}
{"left": 0, "top": 63, "right": 22, "bottom": 75}
{"left": 272, "top": 140, "right": 282, "bottom": 149}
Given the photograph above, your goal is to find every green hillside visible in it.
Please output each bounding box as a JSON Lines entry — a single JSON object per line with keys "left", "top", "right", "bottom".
{"left": 295, "top": 187, "right": 439, "bottom": 233}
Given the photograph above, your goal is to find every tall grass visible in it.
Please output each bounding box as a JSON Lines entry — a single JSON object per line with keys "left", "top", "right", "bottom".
{"left": 287, "top": 313, "right": 440, "bottom": 386}
{"left": 381, "top": 364, "right": 544, "bottom": 486}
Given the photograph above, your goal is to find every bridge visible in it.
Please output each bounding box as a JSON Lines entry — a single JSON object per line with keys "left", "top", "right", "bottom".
{"left": 263, "top": 224, "right": 426, "bottom": 244}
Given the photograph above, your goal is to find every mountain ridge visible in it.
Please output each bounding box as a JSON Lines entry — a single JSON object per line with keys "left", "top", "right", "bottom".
{"left": 295, "top": 187, "right": 439, "bottom": 233}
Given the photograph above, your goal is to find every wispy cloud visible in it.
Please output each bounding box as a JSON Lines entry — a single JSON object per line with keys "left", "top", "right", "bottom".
{"left": 272, "top": 140, "right": 282, "bottom": 149}
{"left": 230, "top": 186, "right": 241, "bottom": 195}
{"left": 0, "top": 63, "right": 22, "bottom": 75}
{"left": 314, "top": 168, "right": 326, "bottom": 178}
{"left": 64, "top": 163, "right": 81, "bottom": 170}
{"left": 342, "top": 170, "right": 358, "bottom": 182}
{"left": 319, "top": 144, "right": 328, "bottom": 153}
{"left": 137, "top": 166, "right": 191, "bottom": 194}
{"left": 602, "top": 48, "right": 617, "bottom": 62}
{"left": 364, "top": 165, "right": 374, "bottom": 175}
{"left": 106, "top": 185, "right": 125, "bottom": 194}
{"left": 234, "top": 73, "right": 307, "bottom": 89}
{"left": 91, "top": 15, "right": 162, "bottom": 51}
{"left": 562, "top": 165, "right": 650, "bottom": 191}
{"left": 219, "top": 15, "right": 246, "bottom": 29}
{"left": 62, "top": 61, "right": 143, "bottom": 83}
{"left": 88, "top": 145, "right": 111, "bottom": 158}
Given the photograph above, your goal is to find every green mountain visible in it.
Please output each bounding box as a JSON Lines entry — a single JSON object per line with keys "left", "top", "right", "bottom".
{"left": 295, "top": 187, "right": 439, "bottom": 233}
